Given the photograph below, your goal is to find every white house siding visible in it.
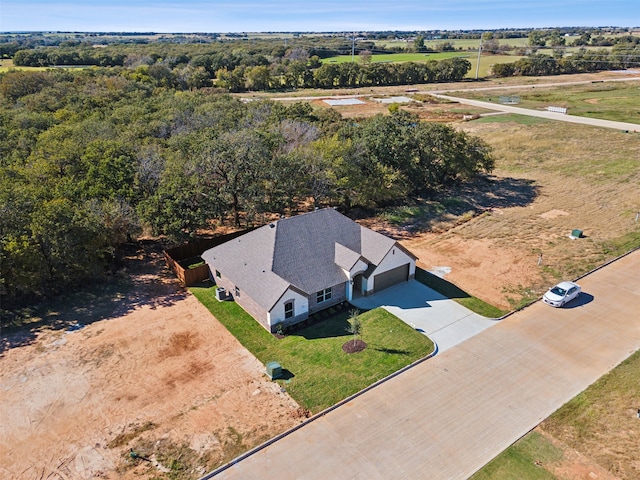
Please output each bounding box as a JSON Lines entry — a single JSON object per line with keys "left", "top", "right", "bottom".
{"left": 365, "top": 246, "right": 415, "bottom": 295}
{"left": 268, "top": 288, "right": 309, "bottom": 330}
{"left": 350, "top": 258, "right": 369, "bottom": 277}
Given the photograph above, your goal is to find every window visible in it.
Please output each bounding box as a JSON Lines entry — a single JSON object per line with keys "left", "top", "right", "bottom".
{"left": 234, "top": 286, "right": 240, "bottom": 298}
{"left": 284, "top": 301, "right": 294, "bottom": 319}
{"left": 316, "top": 287, "right": 332, "bottom": 303}
{"left": 215, "top": 270, "right": 221, "bottom": 278}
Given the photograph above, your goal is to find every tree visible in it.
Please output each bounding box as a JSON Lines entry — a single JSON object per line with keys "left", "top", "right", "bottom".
{"left": 81, "top": 140, "right": 136, "bottom": 201}
{"left": 0, "top": 70, "right": 54, "bottom": 102}
{"left": 548, "top": 32, "right": 566, "bottom": 47}
{"left": 346, "top": 309, "right": 362, "bottom": 347}
{"left": 528, "top": 30, "right": 547, "bottom": 47}
{"left": 359, "top": 49, "right": 372, "bottom": 64}
{"left": 245, "top": 65, "right": 272, "bottom": 91}
{"left": 201, "top": 129, "right": 270, "bottom": 226}
{"left": 413, "top": 35, "right": 425, "bottom": 52}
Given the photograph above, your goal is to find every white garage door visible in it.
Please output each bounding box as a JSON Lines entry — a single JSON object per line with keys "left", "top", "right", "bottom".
{"left": 373, "top": 264, "right": 410, "bottom": 293}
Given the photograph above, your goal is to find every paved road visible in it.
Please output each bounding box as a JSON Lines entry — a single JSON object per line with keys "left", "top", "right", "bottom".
{"left": 261, "top": 75, "right": 640, "bottom": 132}
{"left": 428, "top": 92, "right": 640, "bottom": 132}
{"left": 350, "top": 280, "right": 498, "bottom": 353}
{"left": 210, "top": 250, "right": 640, "bottom": 479}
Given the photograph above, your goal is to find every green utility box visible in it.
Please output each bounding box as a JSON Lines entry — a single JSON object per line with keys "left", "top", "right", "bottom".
{"left": 571, "top": 229, "right": 583, "bottom": 239}
{"left": 266, "top": 361, "right": 282, "bottom": 380}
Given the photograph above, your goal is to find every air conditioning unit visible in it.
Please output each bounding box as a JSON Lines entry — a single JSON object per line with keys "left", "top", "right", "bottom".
{"left": 215, "top": 287, "right": 226, "bottom": 301}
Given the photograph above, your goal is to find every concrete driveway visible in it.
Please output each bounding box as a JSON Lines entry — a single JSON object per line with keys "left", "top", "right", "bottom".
{"left": 350, "top": 280, "right": 498, "bottom": 353}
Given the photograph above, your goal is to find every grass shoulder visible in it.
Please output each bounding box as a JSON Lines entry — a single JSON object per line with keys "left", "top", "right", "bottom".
{"left": 190, "top": 283, "right": 434, "bottom": 413}
{"left": 470, "top": 430, "right": 562, "bottom": 480}
{"left": 472, "top": 348, "right": 640, "bottom": 478}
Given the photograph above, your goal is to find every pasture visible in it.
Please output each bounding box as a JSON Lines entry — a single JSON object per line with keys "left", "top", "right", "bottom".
{"left": 0, "top": 59, "right": 50, "bottom": 72}
{"left": 321, "top": 51, "right": 524, "bottom": 79}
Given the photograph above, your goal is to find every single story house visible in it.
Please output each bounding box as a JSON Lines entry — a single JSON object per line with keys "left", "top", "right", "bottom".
{"left": 201, "top": 208, "right": 417, "bottom": 332}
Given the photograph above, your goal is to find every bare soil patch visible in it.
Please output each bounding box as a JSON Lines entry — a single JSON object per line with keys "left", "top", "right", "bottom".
{"left": 0, "top": 245, "right": 301, "bottom": 479}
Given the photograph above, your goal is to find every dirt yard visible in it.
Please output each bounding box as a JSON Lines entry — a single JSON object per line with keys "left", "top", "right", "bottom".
{"left": 0, "top": 245, "right": 302, "bottom": 480}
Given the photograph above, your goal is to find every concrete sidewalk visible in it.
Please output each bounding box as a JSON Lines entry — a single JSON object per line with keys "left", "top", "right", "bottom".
{"left": 350, "top": 280, "right": 498, "bottom": 353}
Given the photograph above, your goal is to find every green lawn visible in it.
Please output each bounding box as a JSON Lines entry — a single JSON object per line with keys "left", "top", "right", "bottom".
{"left": 190, "top": 283, "right": 435, "bottom": 413}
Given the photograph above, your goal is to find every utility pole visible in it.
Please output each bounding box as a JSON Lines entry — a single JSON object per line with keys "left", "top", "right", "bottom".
{"left": 351, "top": 33, "right": 355, "bottom": 62}
{"left": 475, "top": 34, "right": 483, "bottom": 80}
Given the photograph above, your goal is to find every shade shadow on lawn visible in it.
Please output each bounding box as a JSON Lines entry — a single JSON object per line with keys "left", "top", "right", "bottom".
{"left": 415, "top": 267, "right": 469, "bottom": 299}
{"left": 370, "top": 345, "right": 412, "bottom": 355}
{"left": 296, "top": 313, "right": 351, "bottom": 340}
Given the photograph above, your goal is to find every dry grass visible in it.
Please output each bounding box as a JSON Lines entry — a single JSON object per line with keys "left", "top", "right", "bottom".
{"left": 539, "top": 349, "right": 640, "bottom": 479}
{"left": 457, "top": 119, "right": 640, "bottom": 300}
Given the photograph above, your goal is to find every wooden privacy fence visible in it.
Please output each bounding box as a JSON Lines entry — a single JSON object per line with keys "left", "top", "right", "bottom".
{"left": 164, "top": 229, "right": 254, "bottom": 286}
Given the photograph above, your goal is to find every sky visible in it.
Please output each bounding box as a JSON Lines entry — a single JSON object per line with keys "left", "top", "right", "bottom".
{"left": 1, "top": 0, "right": 638, "bottom": 33}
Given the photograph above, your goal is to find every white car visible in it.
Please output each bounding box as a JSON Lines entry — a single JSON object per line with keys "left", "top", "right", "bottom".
{"left": 543, "top": 281, "right": 581, "bottom": 307}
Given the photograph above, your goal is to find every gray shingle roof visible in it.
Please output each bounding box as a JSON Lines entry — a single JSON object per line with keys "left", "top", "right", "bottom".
{"left": 335, "top": 243, "right": 362, "bottom": 271}
{"left": 201, "top": 223, "right": 291, "bottom": 311}
{"left": 202, "top": 208, "right": 402, "bottom": 312}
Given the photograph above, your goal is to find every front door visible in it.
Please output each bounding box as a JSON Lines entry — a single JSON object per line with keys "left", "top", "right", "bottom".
{"left": 353, "top": 274, "right": 363, "bottom": 297}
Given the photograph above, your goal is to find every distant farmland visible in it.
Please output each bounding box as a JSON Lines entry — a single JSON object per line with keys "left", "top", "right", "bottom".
{"left": 322, "top": 52, "right": 469, "bottom": 64}
{"left": 321, "top": 52, "right": 525, "bottom": 79}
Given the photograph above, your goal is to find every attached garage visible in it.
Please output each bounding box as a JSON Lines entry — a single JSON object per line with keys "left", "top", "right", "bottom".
{"left": 373, "top": 263, "right": 410, "bottom": 293}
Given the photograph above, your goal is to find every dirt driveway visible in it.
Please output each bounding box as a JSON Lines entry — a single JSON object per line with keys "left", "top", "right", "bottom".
{"left": 0, "top": 245, "right": 302, "bottom": 479}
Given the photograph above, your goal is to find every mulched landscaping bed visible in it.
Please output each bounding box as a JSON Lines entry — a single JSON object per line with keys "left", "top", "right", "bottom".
{"left": 342, "top": 339, "right": 367, "bottom": 354}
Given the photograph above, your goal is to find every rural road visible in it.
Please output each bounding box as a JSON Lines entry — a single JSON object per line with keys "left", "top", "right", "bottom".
{"left": 428, "top": 92, "right": 640, "bottom": 132}
{"left": 207, "top": 249, "right": 640, "bottom": 479}
{"left": 263, "top": 74, "right": 640, "bottom": 132}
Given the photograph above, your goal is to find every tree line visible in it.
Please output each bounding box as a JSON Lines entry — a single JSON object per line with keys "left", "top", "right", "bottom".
{"left": 0, "top": 68, "right": 493, "bottom": 316}
{"left": 11, "top": 42, "right": 472, "bottom": 91}
{"left": 492, "top": 41, "right": 640, "bottom": 77}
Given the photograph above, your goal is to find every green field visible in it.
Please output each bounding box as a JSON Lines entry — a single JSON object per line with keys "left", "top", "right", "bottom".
{"left": 374, "top": 37, "right": 530, "bottom": 51}
{"left": 466, "top": 54, "right": 526, "bottom": 78}
{"left": 0, "top": 59, "right": 50, "bottom": 72}
{"left": 320, "top": 51, "right": 524, "bottom": 79}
